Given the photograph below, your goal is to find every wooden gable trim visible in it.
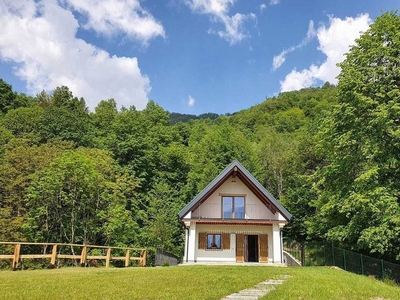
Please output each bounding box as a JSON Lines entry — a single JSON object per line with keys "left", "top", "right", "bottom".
{"left": 190, "top": 169, "right": 277, "bottom": 216}
{"left": 178, "top": 160, "right": 292, "bottom": 221}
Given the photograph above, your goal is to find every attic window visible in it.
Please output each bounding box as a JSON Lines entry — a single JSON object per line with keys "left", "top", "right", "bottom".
{"left": 222, "top": 196, "right": 245, "bottom": 219}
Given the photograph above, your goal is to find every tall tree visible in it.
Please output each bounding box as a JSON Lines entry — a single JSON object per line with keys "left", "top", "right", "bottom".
{"left": 34, "top": 88, "right": 94, "bottom": 146}
{"left": 0, "top": 79, "right": 16, "bottom": 115}
{"left": 311, "top": 12, "right": 400, "bottom": 260}
{"left": 26, "top": 148, "right": 138, "bottom": 246}
{"left": 0, "top": 139, "right": 72, "bottom": 242}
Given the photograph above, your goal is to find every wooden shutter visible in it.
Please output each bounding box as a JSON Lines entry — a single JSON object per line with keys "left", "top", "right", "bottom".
{"left": 198, "top": 233, "right": 206, "bottom": 249}
{"left": 259, "top": 234, "right": 268, "bottom": 263}
{"left": 222, "top": 233, "right": 230, "bottom": 250}
{"left": 236, "top": 234, "right": 244, "bottom": 262}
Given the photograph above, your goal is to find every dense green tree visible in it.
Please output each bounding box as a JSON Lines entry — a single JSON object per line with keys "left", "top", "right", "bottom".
{"left": 187, "top": 118, "right": 258, "bottom": 192}
{"left": 0, "top": 126, "right": 13, "bottom": 154}
{"left": 37, "top": 106, "right": 94, "bottom": 146}
{"left": 0, "top": 79, "right": 16, "bottom": 115}
{"left": 141, "top": 181, "right": 185, "bottom": 256}
{"left": 92, "top": 99, "right": 118, "bottom": 131}
{"left": 256, "top": 130, "right": 301, "bottom": 199}
{"left": 49, "top": 86, "right": 88, "bottom": 113}
{"left": 26, "top": 148, "right": 138, "bottom": 246}
{"left": 310, "top": 12, "right": 400, "bottom": 260}
{"left": 1, "top": 107, "right": 43, "bottom": 140}
{"left": 0, "top": 139, "right": 72, "bottom": 241}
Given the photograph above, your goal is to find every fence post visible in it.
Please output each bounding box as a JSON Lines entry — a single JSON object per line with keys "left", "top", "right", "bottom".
{"left": 80, "top": 246, "right": 87, "bottom": 266}
{"left": 360, "top": 254, "right": 364, "bottom": 275}
{"left": 332, "top": 243, "right": 335, "bottom": 266}
{"left": 51, "top": 244, "right": 58, "bottom": 266}
{"left": 139, "top": 250, "right": 146, "bottom": 267}
{"left": 381, "top": 259, "right": 384, "bottom": 279}
{"left": 125, "top": 249, "right": 130, "bottom": 267}
{"left": 12, "top": 243, "right": 21, "bottom": 270}
{"left": 343, "top": 249, "right": 346, "bottom": 270}
{"left": 106, "top": 247, "right": 111, "bottom": 268}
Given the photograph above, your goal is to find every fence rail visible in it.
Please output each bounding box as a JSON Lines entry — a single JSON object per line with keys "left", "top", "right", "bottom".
{"left": 0, "top": 242, "right": 146, "bottom": 270}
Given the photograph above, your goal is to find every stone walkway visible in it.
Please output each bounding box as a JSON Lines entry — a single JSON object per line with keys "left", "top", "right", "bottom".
{"left": 221, "top": 275, "right": 291, "bottom": 300}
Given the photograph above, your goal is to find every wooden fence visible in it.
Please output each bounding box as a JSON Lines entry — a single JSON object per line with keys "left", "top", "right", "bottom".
{"left": 0, "top": 242, "right": 146, "bottom": 270}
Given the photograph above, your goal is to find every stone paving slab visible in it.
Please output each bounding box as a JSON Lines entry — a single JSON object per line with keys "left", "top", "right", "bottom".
{"left": 221, "top": 275, "right": 290, "bottom": 300}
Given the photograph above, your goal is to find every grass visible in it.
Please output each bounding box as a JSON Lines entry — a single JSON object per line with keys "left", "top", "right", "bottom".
{"left": 0, "top": 265, "right": 399, "bottom": 300}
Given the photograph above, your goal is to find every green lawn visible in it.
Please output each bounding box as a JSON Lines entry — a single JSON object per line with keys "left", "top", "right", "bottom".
{"left": 0, "top": 265, "right": 399, "bottom": 300}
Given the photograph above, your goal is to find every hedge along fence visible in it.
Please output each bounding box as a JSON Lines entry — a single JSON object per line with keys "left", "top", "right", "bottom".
{"left": 0, "top": 242, "right": 146, "bottom": 270}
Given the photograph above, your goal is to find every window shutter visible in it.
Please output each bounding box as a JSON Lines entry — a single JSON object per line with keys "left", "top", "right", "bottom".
{"left": 236, "top": 234, "right": 244, "bottom": 262}
{"left": 198, "top": 233, "right": 206, "bottom": 249}
{"left": 259, "top": 234, "right": 269, "bottom": 262}
{"left": 222, "top": 233, "right": 230, "bottom": 250}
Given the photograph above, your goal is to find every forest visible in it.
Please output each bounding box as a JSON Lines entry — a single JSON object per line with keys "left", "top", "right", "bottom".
{"left": 0, "top": 12, "right": 399, "bottom": 263}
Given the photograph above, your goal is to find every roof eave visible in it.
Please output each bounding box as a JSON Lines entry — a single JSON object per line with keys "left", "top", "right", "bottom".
{"left": 178, "top": 160, "right": 292, "bottom": 221}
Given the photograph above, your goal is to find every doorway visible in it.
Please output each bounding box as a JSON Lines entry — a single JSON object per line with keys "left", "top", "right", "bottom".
{"left": 245, "top": 235, "right": 259, "bottom": 262}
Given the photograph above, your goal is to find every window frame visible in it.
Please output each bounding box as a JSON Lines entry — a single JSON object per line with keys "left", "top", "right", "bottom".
{"left": 206, "top": 234, "right": 222, "bottom": 250}
{"left": 221, "top": 195, "right": 246, "bottom": 219}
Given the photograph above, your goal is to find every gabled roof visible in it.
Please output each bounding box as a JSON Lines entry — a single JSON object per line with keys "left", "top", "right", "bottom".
{"left": 178, "top": 160, "right": 292, "bottom": 221}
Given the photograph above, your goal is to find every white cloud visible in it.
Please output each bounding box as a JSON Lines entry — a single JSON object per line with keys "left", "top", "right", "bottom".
{"left": 0, "top": 0, "right": 153, "bottom": 110}
{"left": 188, "top": 95, "right": 195, "bottom": 107}
{"left": 272, "top": 20, "right": 316, "bottom": 71}
{"left": 64, "top": 0, "right": 165, "bottom": 45}
{"left": 185, "top": 0, "right": 256, "bottom": 45}
{"left": 272, "top": 46, "right": 294, "bottom": 71}
{"left": 269, "top": 0, "right": 279, "bottom": 5}
{"left": 280, "top": 14, "right": 371, "bottom": 92}
{"left": 260, "top": 3, "right": 267, "bottom": 11}
{"left": 280, "top": 68, "right": 315, "bottom": 92}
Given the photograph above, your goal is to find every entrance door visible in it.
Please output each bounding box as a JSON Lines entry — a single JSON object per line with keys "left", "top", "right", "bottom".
{"left": 237, "top": 234, "right": 268, "bottom": 263}
{"left": 246, "top": 235, "right": 259, "bottom": 262}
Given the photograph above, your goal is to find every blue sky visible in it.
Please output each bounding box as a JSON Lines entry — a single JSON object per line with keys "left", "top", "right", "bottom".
{"left": 0, "top": 0, "right": 398, "bottom": 115}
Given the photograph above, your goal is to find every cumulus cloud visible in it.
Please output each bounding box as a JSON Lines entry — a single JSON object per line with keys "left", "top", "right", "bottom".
{"left": 260, "top": 3, "right": 267, "bottom": 11}
{"left": 188, "top": 95, "right": 195, "bottom": 107}
{"left": 269, "top": 0, "right": 279, "bottom": 5}
{"left": 64, "top": 0, "right": 165, "bottom": 45}
{"left": 272, "top": 20, "right": 316, "bottom": 71}
{"left": 280, "top": 14, "right": 371, "bottom": 92}
{"left": 185, "top": 0, "right": 256, "bottom": 45}
{"left": 0, "top": 0, "right": 157, "bottom": 110}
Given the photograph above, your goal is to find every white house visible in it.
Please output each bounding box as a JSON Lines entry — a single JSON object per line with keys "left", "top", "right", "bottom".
{"left": 178, "top": 160, "right": 292, "bottom": 264}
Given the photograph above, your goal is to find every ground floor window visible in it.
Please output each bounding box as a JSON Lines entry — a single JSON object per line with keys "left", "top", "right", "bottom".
{"left": 207, "top": 234, "right": 221, "bottom": 249}
{"left": 198, "top": 232, "right": 230, "bottom": 250}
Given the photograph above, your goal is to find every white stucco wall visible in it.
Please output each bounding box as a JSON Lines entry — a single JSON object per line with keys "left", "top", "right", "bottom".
{"left": 192, "top": 224, "right": 275, "bottom": 263}
{"left": 191, "top": 176, "right": 277, "bottom": 220}
{"left": 272, "top": 224, "right": 282, "bottom": 263}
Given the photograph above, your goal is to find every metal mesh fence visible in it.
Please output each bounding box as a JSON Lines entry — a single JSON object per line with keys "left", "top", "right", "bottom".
{"left": 284, "top": 240, "right": 400, "bottom": 284}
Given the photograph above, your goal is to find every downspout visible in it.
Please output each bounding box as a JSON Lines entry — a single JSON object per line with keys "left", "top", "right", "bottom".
{"left": 280, "top": 229, "right": 283, "bottom": 264}
{"left": 186, "top": 227, "right": 190, "bottom": 263}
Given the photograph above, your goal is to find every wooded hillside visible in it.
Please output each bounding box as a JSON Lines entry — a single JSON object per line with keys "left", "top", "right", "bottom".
{"left": 0, "top": 11, "right": 399, "bottom": 263}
